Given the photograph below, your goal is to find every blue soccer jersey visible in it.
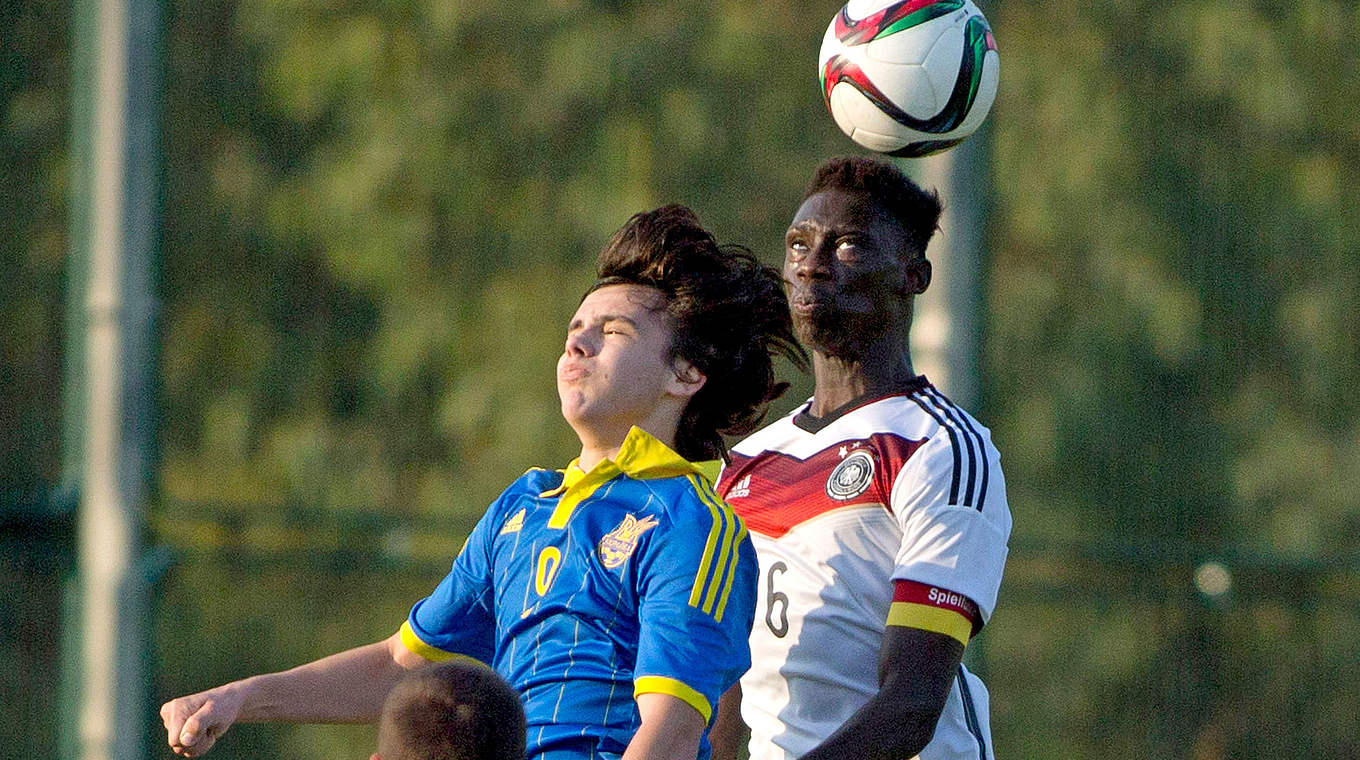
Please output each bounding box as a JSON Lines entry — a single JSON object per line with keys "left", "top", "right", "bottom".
{"left": 400, "top": 426, "right": 758, "bottom": 760}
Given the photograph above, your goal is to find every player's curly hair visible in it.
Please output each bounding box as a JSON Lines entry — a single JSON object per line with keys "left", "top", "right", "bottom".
{"left": 805, "top": 155, "right": 943, "bottom": 259}
{"left": 591, "top": 204, "right": 808, "bottom": 463}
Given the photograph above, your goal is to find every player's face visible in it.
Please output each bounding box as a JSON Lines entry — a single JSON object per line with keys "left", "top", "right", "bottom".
{"left": 557, "top": 283, "right": 684, "bottom": 438}
{"left": 783, "top": 190, "right": 925, "bottom": 356}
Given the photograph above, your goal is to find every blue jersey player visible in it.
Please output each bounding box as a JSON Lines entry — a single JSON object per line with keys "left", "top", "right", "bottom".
{"left": 160, "top": 205, "right": 807, "bottom": 760}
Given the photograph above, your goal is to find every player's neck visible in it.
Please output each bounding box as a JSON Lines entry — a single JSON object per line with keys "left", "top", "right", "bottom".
{"left": 577, "top": 442, "right": 621, "bottom": 472}
{"left": 573, "top": 416, "right": 680, "bottom": 471}
{"left": 808, "top": 347, "right": 917, "bottom": 418}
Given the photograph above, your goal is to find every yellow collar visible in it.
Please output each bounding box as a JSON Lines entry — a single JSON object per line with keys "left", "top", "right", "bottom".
{"left": 543, "top": 426, "right": 703, "bottom": 499}
{"left": 537, "top": 428, "right": 724, "bottom": 530}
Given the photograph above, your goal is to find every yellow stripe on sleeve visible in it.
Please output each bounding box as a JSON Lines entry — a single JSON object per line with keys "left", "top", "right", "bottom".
{"left": 699, "top": 489, "right": 736, "bottom": 614}
{"left": 885, "top": 602, "right": 973, "bottom": 647}
{"left": 692, "top": 476, "right": 746, "bottom": 622}
{"left": 688, "top": 476, "right": 724, "bottom": 608}
{"left": 633, "top": 676, "right": 713, "bottom": 723}
{"left": 713, "top": 518, "right": 748, "bottom": 623}
{"left": 399, "top": 620, "right": 459, "bottom": 663}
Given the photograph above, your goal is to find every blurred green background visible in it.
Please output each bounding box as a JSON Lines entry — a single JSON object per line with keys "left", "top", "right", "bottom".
{"left": 3, "top": 0, "right": 1358, "bottom": 758}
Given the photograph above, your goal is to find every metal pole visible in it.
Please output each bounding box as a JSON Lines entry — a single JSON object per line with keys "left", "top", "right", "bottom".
{"left": 908, "top": 128, "right": 990, "bottom": 410}
{"left": 68, "top": 0, "right": 163, "bottom": 758}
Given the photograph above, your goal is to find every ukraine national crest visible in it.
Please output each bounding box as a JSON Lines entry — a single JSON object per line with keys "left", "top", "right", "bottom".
{"left": 598, "top": 514, "right": 660, "bottom": 569}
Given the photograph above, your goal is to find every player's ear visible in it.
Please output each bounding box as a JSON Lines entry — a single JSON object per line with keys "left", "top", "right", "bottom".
{"left": 370, "top": 754, "right": 381, "bottom": 760}
{"left": 899, "top": 256, "right": 931, "bottom": 296}
{"left": 668, "top": 358, "right": 706, "bottom": 399}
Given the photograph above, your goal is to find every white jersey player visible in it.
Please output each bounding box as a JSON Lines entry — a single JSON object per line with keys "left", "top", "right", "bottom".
{"left": 718, "top": 379, "right": 1008, "bottom": 760}
{"left": 710, "top": 156, "right": 1011, "bottom": 760}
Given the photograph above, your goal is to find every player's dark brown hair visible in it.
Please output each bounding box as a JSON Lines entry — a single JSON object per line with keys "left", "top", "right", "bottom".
{"left": 376, "top": 661, "right": 525, "bottom": 760}
{"left": 591, "top": 204, "right": 808, "bottom": 463}
{"left": 805, "top": 156, "right": 943, "bottom": 260}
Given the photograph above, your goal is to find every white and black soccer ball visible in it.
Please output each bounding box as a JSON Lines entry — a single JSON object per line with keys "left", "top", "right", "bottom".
{"left": 819, "top": 0, "right": 1000, "bottom": 157}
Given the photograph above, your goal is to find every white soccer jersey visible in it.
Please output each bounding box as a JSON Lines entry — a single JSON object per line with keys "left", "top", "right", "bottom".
{"left": 717, "top": 378, "right": 1010, "bottom": 760}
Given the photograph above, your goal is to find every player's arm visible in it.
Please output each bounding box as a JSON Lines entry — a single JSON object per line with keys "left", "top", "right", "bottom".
{"left": 799, "top": 624, "right": 964, "bottom": 760}
{"left": 622, "top": 692, "right": 709, "bottom": 760}
{"left": 708, "top": 682, "right": 748, "bottom": 760}
{"left": 160, "top": 631, "right": 427, "bottom": 757}
{"left": 630, "top": 483, "right": 759, "bottom": 760}
{"left": 802, "top": 429, "right": 1008, "bottom": 760}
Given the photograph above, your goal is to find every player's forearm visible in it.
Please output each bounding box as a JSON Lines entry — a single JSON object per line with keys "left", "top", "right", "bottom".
{"left": 801, "top": 626, "right": 962, "bottom": 760}
{"left": 798, "top": 693, "right": 939, "bottom": 760}
{"left": 708, "top": 685, "right": 747, "bottom": 760}
{"left": 623, "top": 693, "right": 707, "bottom": 760}
{"left": 232, "top": 636, "right": 414, "bottom": 724}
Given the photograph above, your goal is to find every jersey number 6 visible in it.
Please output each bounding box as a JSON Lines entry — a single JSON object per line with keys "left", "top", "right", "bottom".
{"left": 765, "top": 561, "right": 789, "bottom": 637}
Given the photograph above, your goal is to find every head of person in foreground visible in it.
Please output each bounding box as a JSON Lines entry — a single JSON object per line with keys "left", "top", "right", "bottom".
{"left": 373, "top": 660, "right": 526, "bottom": 760}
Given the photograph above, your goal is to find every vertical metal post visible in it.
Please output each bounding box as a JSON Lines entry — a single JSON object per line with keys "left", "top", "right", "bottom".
{"left": 908, "top": 130, "right": 990, "bottom": 411}
{"left": 66, "top": 0, "right": 163, "bottom": 758}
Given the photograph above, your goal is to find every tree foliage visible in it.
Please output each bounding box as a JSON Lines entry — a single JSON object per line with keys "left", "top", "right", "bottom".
{"left": 157, "top": 0, "right": 838, "bottom": 517}
{"left": 1, "top": 0, "right": 68, "bottom": 498}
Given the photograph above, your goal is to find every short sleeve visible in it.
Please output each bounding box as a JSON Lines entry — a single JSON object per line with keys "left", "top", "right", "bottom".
{"left": 632, "top": 487, "right": 758, "bottom": 724}
{"left": 889, "top": 430, "right": 1011, "bottom": 621}
{"left": 401, "top": 498, "right": 503, "bottom": 664}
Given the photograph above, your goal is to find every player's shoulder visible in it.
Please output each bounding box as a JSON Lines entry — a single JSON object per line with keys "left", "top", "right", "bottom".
{"left": 850, "top": 384, "right": 990, "bottom": 440}
{"left": 626, "top": 473, "right": 750, "bottom": 572}
{"left": 727, "top": 382, "right": 998, "bottom": 455}
{"left": 907, "top": 383, "right": 993, "bottom": 434}
{"left": 609, "top": 470, "right": 747, "bottom": 561}
{"left": 891, "top": 384, "right": 1002, "bottom": 469}
{"left": 890, "top": 384, "right": 1009, "bottom": 515}
{"left": 505, "top": 467, "right": 564, "bottom": 498}
{"left": 631, "top": 470, "right": 728, "bottom": 522}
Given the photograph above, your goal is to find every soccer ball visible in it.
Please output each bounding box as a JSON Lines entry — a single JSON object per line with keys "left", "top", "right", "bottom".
{"left": 819, "top": 0, "right": 1000, "bottom": 157}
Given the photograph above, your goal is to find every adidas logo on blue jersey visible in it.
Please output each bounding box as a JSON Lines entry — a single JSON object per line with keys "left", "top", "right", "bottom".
{"left": 500, "top": 508, "right": 526, "bottom": 535}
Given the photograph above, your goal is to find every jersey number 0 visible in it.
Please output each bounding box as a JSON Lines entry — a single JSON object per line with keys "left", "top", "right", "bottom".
{"left": 536, "top": 547, "right": 562, "bottom": 596}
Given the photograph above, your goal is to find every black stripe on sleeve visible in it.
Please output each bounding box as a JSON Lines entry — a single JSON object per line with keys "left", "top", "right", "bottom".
{"left": 925, "top": 388, "right": 990, "bottom": 511}
{"left": 909, "top": 392, "right": 964, "bottom": 505}
{"left": 958, "top": 665, "right": 988, "bottom": 760}
{"left": 921, "top": 390, "right": 979, "bottom": 507}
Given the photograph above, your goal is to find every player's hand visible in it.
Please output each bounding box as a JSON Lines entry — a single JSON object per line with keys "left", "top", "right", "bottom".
{"left": 160, "top": 686, "right": 243, "bottom": 757}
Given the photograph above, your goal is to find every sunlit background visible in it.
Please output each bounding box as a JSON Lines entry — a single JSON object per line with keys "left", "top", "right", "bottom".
{"left": 3, "top": 0, "right": 1357, "bottom": 758}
